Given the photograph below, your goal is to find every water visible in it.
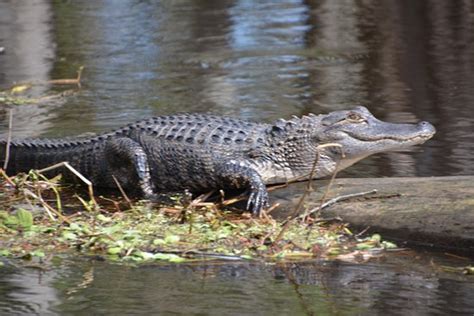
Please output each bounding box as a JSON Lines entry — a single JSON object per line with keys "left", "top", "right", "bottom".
{"left": 1, "top": 0, "right": 474, "bottom": 314}
{"left": 1, "top": 252, "right": 473, "bottom": 315}
{"left": 1, "top": 1, "right": 473, "bottom": 178}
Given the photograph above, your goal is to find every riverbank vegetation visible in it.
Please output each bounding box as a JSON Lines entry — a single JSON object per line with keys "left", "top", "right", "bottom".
{"left": 0, "top": 168, "right": 397, "bottom": 266}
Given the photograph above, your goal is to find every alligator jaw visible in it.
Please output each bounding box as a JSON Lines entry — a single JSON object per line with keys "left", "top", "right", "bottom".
{"left": 345, "top": 131, "right": 435, "bottom": 145}
{"left": 333, "top": 129, "right": 435, "bottom": 175}
{"left": 336, "top": 129, "right": 435, "bottom": 168}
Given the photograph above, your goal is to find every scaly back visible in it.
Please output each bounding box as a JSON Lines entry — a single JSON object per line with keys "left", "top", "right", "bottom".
{"left": 121, "top": 113, "right": 270, "bottom": 153}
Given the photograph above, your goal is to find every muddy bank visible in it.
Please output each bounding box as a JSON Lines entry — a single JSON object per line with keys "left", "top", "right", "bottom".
{"left": 271, "top": 176, "right": 474, "bottom": 253}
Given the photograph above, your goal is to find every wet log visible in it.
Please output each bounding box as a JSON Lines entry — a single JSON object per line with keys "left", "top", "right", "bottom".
{"left": 270, "top": 176, "right": 474, "bottom": 253}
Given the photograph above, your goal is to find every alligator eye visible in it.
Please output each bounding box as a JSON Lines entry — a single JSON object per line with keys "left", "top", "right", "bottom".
{"left": 346, "top": 112, "right": 363, "bottom": 122}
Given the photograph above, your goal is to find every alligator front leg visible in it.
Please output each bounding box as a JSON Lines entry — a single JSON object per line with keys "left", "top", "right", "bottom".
{"left": 216, "top": 160, "right": 269, "bottom": 216}
{"left": 104, "top": 137, "right": 155, "bottom": 197}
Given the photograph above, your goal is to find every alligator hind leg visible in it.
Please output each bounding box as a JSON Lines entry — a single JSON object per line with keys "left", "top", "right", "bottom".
{"left": 104, "top": 137, "right": 155, "bottom": 197}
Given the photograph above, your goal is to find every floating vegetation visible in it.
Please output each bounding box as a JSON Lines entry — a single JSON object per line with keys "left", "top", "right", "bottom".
{"left": 0, "top": 66, "right": 83, "bottom": 106}
{"left": 0, "top": 169, "right": 398, "bottom": 266}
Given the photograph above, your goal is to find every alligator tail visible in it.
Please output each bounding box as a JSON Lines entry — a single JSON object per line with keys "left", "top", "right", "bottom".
{"left": 0, "top": 138, "right": 103, "bottom": 179}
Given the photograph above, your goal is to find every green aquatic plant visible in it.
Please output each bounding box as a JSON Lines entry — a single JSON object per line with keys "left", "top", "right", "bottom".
{"left": 0, "top": 169, "right": 396, "bottom": 265}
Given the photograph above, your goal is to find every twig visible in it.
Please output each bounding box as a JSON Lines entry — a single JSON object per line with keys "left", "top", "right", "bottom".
{"left": 312, "top": 216, "right": 343, "bottom": 224}
{"left": 221, "top": 191, "right": 248, "bottom": 206}
{"left": 0, "top": 168, "right": 15, "bottom": 186}
{"left": 355, "top": 225, "right": 371, "bottom": 237}
{"left": 33, "top": 171, "right": 63, "bottom": 214}
{"left": 219, "top": 172, "right": 315, "bottom": 207}
{"left": 323, "top": 190, "right": 377, "bottom": 210}
{"left": 125, "top": 247, "right": 134, "bottom": 257}
{"left": 112, "top": 175, "right": 133, "bottom": 208}
{"left": 37, "top": 161, "right": 98, "bottom": 209}
{"left": 302, "top": 147, "right": 345, "bottom": 221}
{"left": 300, "top": 190, "right": 378, "bottom": 219}
{"left": 23, "top": 189, "right": 55, "bottom": 221}
{"left": 304, "top": 189, "right": 380, "bottom": 220}
{"left": 265, "top": 202, "right": 280, "bottom": 214}
{"left": 4, "top": 66, "right": 84, "bottom": 92}
{"left": 23, "top": 188, "right": 71, "bottom": 224}
{"left": 48, "top": 66, "right": 84, "bottom": 87}
{"left": 3, "top": 109, "right": 13, "bottom": 170}
{"left": 98, "top": 196, "right": 123, "bottom": 213}
{"left": 273, "top": 143, "right": 343, "bottom": 244}
{"left": 190, "top": 191, "right": 215, "bottom": 206}
{"left": 443, "top": 252, "right": 470, "bottom": 261}
{"left": 267, "top": 163, "right": 337, "bottom": 192}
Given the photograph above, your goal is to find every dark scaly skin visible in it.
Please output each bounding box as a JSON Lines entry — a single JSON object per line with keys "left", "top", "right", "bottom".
{"left": 0, "top": 114, "right": 272, "bottom": 213}
{"left": 0, "top": 107, "right": 436, "bottom": 215}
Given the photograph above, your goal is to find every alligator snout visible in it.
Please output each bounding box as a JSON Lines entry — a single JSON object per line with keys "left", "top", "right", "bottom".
{"left": 417, "top": 121, "right": 436, "bottom": 138}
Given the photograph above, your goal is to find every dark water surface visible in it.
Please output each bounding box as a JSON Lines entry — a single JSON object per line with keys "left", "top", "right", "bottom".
{"left": 1, "top": 252, "right": 474, "bottom": 315}
{"left": 1, "top": 0, "right": 474, "bottom": 315}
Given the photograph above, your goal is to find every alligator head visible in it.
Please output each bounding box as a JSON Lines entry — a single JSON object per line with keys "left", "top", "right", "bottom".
{"left": 261, "top": 106, "right": 436, "bottom": 183}
{"left": 318, "top": 105, "right": 436, "bottom": 171}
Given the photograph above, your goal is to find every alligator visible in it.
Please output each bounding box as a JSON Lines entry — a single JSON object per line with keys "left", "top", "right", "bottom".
{"left": 0, "top": 106, "right": 435, "bottom": 215}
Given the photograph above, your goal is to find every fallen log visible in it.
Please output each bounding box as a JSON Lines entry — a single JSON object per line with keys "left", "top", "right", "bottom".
{"left": 270, "top": 176, "right": 474, "bottom": 253}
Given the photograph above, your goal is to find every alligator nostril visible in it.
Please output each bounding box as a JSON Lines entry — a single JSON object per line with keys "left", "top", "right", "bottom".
{"left": 418, "top": 121, "right": 436, "bottom": 134}
{"left": 418, "top": 121, "right": 432, "bottom": 128}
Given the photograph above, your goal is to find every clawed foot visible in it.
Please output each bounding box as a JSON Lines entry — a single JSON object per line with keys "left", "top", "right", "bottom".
{"left": 246, "top": 187, "right": 270, "bottom": 216}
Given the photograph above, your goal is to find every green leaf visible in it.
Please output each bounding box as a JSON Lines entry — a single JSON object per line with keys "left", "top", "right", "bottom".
{"left": 152, "top": 238, "right": 166, "bottom": 246}
{"left": 23, "top": 230, "right": 38, "bottom": 238}
{"left": 134, "top": 251, "right": 155, "bottom": 260}
{"left": 97, "top": 214, "right": 112, "bottom": 222}
{"left": 16, "top": 209, "right": 33, "bottom": 230}
{"left": 164, "top": 235, "right": 180, "bottom": 244}
{"left": 42, "top": 227, "right": 57, "bottom": 234}
{"left": 326, "top": 247, "right": 341, "bottom": 255}
{"left": 61, "top": 231, "right": 77, "bottom": 240}
{"left": 168, "top": 256, "right": 186, "bottom": 263}
{"left": 102, "top": 224, "right": 122, "bottom": 235}
{"left": 370, "top": 234, "right": 382, "bottom": 242}
{"left": 153, "top": 253, "right": 182, "bottom": 261}
{"left": 69, "top": 223, "right": 81, "bottom": 231}
{"left": 30, "top": 250, "right": 45, "bottom": 258}
{"left": 3, "top": 215, "right": 19, "bottom": 228}
{"left": 107, "top": 247, "right": 122, "bottom": 255}
{"left": 382, "top": 241, "right": 397, "bottom": 249}
{"left": 356, "top": 242, "right": 374, "bottom": 250}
